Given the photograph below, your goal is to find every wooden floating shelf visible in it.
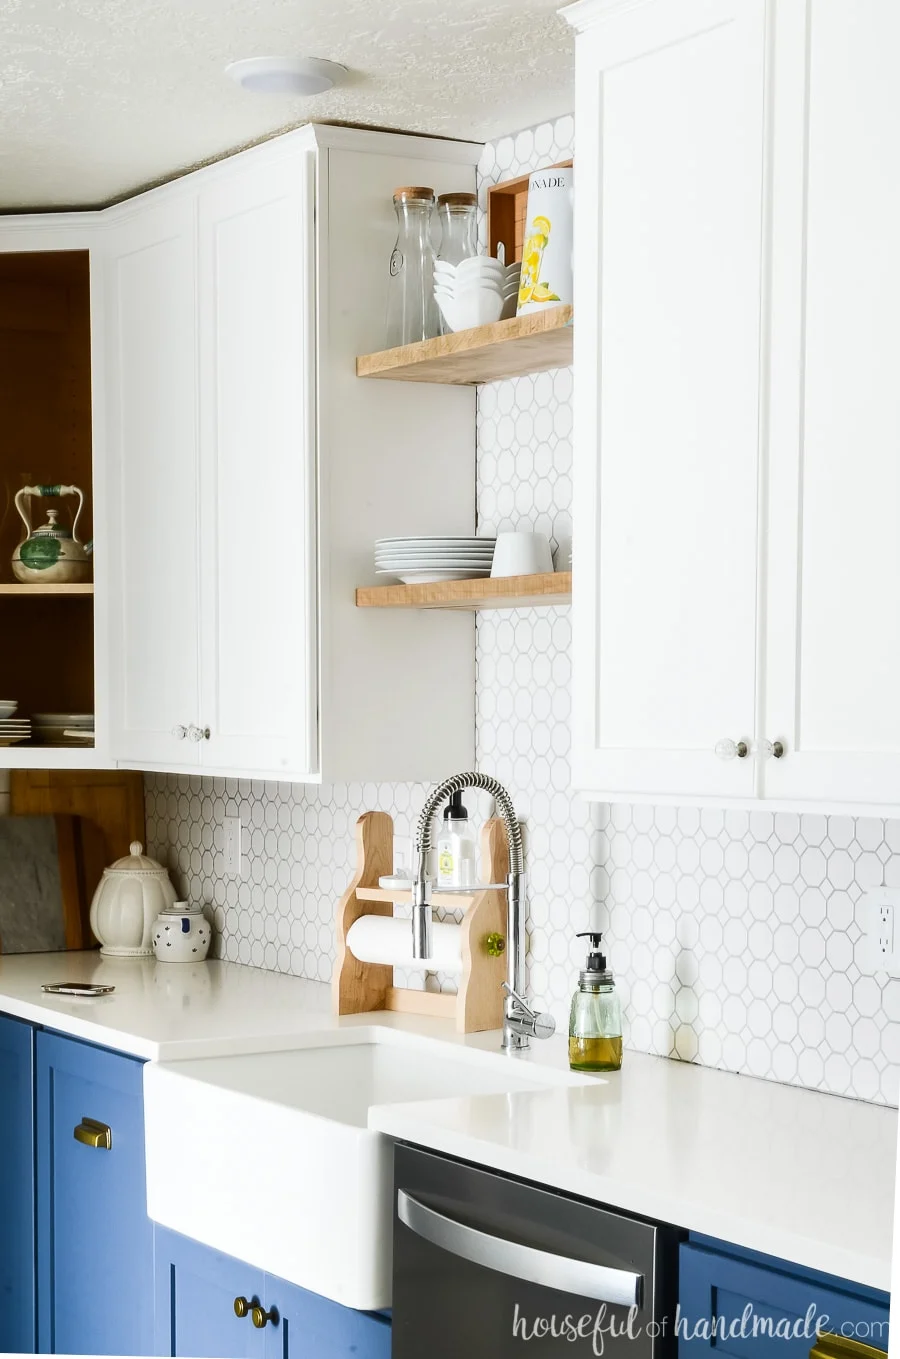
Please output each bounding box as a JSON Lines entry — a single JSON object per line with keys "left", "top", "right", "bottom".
{"left": 0, "top": 583, "right": 94, "bottom": 596}
{"left": 356, "top": 306, "right": 573, "bottom": 385}
{"left": 356, "top": 571, "right": 571, "bottom": 611}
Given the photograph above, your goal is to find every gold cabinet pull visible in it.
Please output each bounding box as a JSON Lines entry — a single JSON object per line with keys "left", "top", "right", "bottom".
{"left": 233, "top": 1297, "right": 251, "bottom": 1319}
{"left": 812, "top": 1332, "right": 887, "bottom": 1358}
{"left": 73, "top": 1118, "right": 112, "bottom": 1150}
{"left": 251, "top": 1306, "right": 277, "bottom": 1330}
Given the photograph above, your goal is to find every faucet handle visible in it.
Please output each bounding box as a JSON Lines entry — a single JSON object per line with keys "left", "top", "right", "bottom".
{"left": 502, "top": 983, "right": 556, "bottom": 1040}
{"left": 502, "top": 981, "right": 530, "bottom": 1011}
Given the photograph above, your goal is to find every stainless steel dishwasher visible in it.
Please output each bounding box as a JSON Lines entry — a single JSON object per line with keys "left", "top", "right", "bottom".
{"left": 392, "top": 1144, "right": 681, "bottom": 1356}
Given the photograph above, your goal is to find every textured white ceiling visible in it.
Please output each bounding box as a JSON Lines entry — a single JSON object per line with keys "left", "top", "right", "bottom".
{"left": 0, "top": 0, "right": 574, "bottom": 210}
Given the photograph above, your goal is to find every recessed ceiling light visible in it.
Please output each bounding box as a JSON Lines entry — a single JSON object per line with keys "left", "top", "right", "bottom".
{"left": 225, "top": 56, "right": 346, "bottom": 96}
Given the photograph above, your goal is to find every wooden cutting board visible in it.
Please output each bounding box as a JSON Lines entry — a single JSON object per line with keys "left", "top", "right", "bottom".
{"left": 0, "top": 814, "right": 91, "bottom": 953}
{"left": 1, "top": 770, "right": 145, "bottom": 955}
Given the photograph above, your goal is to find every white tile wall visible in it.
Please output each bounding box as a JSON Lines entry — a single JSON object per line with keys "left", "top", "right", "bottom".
{"left": 145, "top": 115, "right": 900, "bottom": 1109}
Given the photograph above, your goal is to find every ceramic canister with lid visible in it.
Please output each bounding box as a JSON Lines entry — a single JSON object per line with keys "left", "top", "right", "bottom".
{"left": 89, "top": 841, "right": 178, "bottom": 957}
{"left": 152, "top": 904, "right": 211, "bottom": 963}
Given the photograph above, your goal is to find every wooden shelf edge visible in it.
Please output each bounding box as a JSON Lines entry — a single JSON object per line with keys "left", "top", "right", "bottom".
{"left": 356, "top": 571, "right": 572, "bottom": 611}
{"left": 356, "top": 306, "right": 573, "bottom": 385}
{"left": 0, "top": 583, "right": 94, "bottom": 596}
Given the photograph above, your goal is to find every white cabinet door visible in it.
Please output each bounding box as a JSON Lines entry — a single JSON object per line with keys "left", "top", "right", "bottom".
{"left": 765, "top": 0, "right": 900, "bottom": 808}
{"left": 571, "top": 0, "right": 768, "bottom": 801}
{"left": 196, "top": 147, "right": 317, "bottom": 777}
{"left": 104, "top": 198, "right": 201, "bottom": 767}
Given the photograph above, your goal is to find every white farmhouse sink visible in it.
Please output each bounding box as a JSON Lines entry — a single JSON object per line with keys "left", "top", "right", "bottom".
{"left": 144, "top": 1028, "right": 581, "bottom": 1310}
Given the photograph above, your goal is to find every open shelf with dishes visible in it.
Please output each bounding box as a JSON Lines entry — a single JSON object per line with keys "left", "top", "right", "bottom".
{"left": 0, "top": 249, "right": 97, "bottom": 757}
{"left": 355, "top": 164, "right": 573, "bottom": 609}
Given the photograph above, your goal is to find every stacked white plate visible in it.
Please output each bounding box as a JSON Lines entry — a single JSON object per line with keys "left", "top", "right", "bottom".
{"left": 375, "top": 536, "right": 496, "bottom": 585}
{"left": 32, "top": 712, "right": 95, "bottom": 747}
{"left": 0, "top": 702, "right": 30, "bottom": 747}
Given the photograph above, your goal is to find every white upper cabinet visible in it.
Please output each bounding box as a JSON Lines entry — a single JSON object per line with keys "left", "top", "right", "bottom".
{"left": 567, "top": 0, "right": 900, "bottom": 811}
{"left": 103, "top": 126, "right": 477, "bottom": 783}
{"left": 568, "top": 0, "right": 768, "bottom": 802}
{"left": 765, "top": 0, "right": 900, "bottom": 806}
{"left": 104, "top": 197, "right": 201, "bottom": 767}
{"left": 196, "top": 148, "right": 316, "bottom": 778}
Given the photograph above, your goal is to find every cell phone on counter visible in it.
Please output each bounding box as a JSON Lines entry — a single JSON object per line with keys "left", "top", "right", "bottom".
{"left": 42, "top": 982, "right": 115, "bottom": 997}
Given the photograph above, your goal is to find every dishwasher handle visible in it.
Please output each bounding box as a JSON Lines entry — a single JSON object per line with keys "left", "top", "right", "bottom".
{"left": 397, "top": 1189, "right": 643, "bottom": 1309}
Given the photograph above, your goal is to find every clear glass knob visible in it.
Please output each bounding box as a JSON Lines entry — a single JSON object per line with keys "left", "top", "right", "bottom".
{"left": 715, "top": 738, "right": 749, "bottom": 761}
{"left": 172, "top": 725, "right": 187, "bottom": 741}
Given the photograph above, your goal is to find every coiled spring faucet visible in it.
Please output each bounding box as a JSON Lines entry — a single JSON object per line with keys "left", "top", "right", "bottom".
{"left": 412, "top": 772, "right": 555, "bottom": 1052}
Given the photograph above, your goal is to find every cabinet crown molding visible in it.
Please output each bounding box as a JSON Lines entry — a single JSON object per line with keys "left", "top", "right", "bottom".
{"left": 561, "top": 0, "right": 656, "bottom": 32}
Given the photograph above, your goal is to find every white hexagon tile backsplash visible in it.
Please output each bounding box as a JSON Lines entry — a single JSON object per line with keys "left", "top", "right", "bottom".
{"left": 145, "top": 116, "right": 900, "bottom": 1109}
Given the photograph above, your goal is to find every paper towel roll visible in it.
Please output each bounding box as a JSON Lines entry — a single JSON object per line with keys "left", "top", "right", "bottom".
{"left": 346, "top": 914, "right": 463, "bottom": 973}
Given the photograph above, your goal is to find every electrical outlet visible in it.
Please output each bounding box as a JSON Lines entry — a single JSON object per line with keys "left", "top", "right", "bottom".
{"left": 223, "top": 816, "right": 242, "bottom": 877}
{"left": 859, "top": 887, "right": 900, "bottom": 976}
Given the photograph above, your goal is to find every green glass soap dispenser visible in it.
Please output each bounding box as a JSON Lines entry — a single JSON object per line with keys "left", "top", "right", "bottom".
{"left": 569, "top": 931, "right": 623, "bottom": 1072}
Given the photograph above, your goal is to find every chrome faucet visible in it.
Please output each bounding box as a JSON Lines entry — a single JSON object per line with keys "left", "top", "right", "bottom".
{"left": 412, "top": 772, "right": 555, "bottom": 1052}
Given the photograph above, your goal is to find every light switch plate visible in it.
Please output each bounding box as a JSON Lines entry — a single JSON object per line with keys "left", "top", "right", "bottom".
{"left": 223, "top": 816, "right": 242, "bottom": 877}
{"left": 858, "top": 887, "right": 900, "bottom": 976}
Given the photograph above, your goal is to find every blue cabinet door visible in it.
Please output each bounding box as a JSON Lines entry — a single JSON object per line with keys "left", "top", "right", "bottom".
{"left": 0, "top": 1014, "right": 35, "bottom": 1355}
{"left": 268, "top": 1275, "right": 392, "bottom": 1359}
{"left": 36, "top": 1031, "right": 154, "bottom": 1356}
{"left": 155, "top": 1226, "right": 266, "bottom": 1359}
{"left": 154, "top": 1229, "right": 392, "bottom": 1359}
{"left": 679, "top": 1239, "right": 891, "bottom": 1355}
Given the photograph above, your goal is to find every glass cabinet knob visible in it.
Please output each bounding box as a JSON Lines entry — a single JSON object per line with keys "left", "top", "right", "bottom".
{"left": 715, "top": 738, "right": 749, "bottom": 761}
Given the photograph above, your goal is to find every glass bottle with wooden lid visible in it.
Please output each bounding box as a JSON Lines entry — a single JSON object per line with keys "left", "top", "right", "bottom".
{"left": 385, "top": 186, "right": 440, "bottom": 348}
{"left": 436, "top": 192, "right": 478, "bottom": 266}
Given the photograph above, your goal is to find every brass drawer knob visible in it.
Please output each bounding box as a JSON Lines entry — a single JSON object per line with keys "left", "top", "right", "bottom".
{"left": 251, "top": 1306, "right": 277, "bottom": 1330}
{"left": 233, "top": 1297, "right": 251, "bottom": 1319}
{"left": 73, "top": 1118, "right": 112, "bottom": 1150}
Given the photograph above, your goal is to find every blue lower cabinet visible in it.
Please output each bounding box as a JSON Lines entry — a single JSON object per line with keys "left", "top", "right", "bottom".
{"left": 36, "top": 1030, "right": 154, "bottom": 1356}
{"left": 679, "top": 1235, "right": 890, "bottom": 1355}
{"left": 155, "top": 1227, "right": 266, "bottom": 1359}
{"left": 0, "top": 1014, "right": 35, "bottom": 1355}
{"left": 273, "top": 1275, "right": 392, "bottom": 1359}
{"left": 155, "top": 1227, "right": 392, "bottom": 1359}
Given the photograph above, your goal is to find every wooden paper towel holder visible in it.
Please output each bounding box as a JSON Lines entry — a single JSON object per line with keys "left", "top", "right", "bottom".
{"left": 333, "top": 810, "right": 509, "bottom": 1032}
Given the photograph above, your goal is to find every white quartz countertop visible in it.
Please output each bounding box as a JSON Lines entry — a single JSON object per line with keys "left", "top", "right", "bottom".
{"left": 0, "top": 951, "right": 336, "bottom": 1060}
{"left": 0, "top": 951, "right": 894, "bottom": 1291}
{"left": 370, "top": 1049, "right": 896, "bottom": 1292}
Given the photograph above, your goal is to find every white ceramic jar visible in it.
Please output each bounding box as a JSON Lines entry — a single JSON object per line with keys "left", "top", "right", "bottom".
{"left": 89, "top": 841, "right": 178, "bottom": 957}
{"left": 152, "top": 904, "right": 211, "bottom": 964}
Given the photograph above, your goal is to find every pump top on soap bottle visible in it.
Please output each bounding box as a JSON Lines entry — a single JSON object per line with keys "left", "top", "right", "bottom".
{"left": 568, "top": 930, "right": 623, "bottom": 1072}
{"left": 436, "top": 790, "right": 477, "bottom": 888}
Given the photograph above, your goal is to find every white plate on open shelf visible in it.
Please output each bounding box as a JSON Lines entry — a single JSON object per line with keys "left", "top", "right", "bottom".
{"left": 378, "top": 569, "right": 492, "bottom": 584}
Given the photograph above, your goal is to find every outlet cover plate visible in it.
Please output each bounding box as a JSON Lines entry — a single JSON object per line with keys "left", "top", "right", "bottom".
{"left": 223, "top": 816, "right": 242, "bottom": 877}
{"left": 859, "top": 887, "right": 900, "bottom": 976}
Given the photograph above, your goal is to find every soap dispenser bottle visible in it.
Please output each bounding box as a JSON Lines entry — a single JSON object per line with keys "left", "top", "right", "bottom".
{"left": 569, "top": 931, "right": 623, "bottom": 1072}
{"left": 436, "top": 791, "right": 477, "bottom": 888}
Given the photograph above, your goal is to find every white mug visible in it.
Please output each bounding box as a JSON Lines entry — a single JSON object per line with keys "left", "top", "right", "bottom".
{"left": 490, "top": 530, "right": 554, "bottom": 578}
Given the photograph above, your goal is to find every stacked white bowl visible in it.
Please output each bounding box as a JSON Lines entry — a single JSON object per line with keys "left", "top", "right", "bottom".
{"left": 434, "top": 257, "right": 520, "bottom": 332}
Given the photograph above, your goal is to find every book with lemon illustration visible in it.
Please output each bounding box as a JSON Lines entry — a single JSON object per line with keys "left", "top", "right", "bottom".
{"left": 515, "top": 165, "right": 573, "bottom": 317}
{"left": 518, "top": 215, "right": 561, "bottom": 307}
